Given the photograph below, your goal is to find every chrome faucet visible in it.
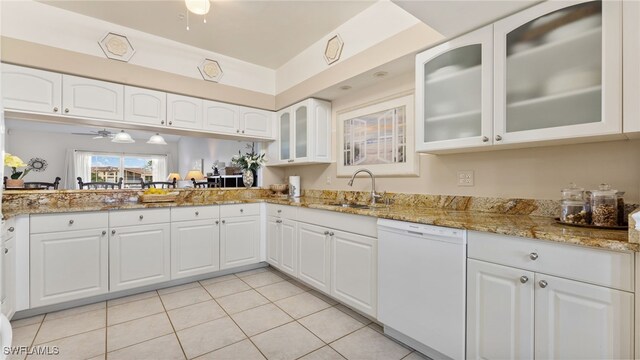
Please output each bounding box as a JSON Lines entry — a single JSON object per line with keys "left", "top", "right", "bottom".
{"left": 348, "top": 168, "right": 382, "bottom": 206}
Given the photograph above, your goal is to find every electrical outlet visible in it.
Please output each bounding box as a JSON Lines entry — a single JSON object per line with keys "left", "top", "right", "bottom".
{"left": 457, "top": 170, "right": 474, "bottom": 186}
{"left": 326, "top": 176, "right": 332, "bottom": 185}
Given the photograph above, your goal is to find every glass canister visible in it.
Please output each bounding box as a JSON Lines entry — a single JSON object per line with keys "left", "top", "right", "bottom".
{"left": 590, "top": 184, "right": 618, "bottom": 227}
{"left": 617, "top": 191, "right": 626, "bottom": 226}
{"left": 560, "top": 183, "right": 589, "bottom": 224}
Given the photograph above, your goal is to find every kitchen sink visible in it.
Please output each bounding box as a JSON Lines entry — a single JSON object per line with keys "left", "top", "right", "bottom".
{"left": 328, "top": 203, "right": 371, "bottom": 209}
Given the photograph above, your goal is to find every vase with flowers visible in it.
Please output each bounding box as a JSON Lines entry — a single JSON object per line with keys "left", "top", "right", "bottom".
{"left": 4, "top": 153, "right": 30, "bottom": 189}
{"left": 231, "top": 143, "right": 266, "bottom": 188}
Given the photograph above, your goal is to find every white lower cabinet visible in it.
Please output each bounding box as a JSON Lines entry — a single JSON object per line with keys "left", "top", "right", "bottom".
{"left": 2, "top": 234, "right": 16, "bottom": 319}
{"left": 30, "top": 228, "right": 109, "bottom": 307}
{"left": 171, "top": 219, "right": 220, "bottom": 279}
{"left": 330, "top": 230, "right": 377, "bottom": 317}
{"left": 266, "top": 216, "right": 297, "bottom": 278}
{"left": 220, "top": 215, "right": 260, "bottom": 269}
{"left": 297, "top": 223, "right": 331, "bottom": 293}
{"left": 110, "top": 223, "right": 171, "bottom": 292}
{"left": 266, "top": 217, "right": 280, "bottom": 267}
{"left": 467, "top": 231, "right": 634, "bottom": 360}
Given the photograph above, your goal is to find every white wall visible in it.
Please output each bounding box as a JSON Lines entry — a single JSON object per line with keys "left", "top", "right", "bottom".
{"left": 4, "top": 125, "right": 180, "bottom": 189}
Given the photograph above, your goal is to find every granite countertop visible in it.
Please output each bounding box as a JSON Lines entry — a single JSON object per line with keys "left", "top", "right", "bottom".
{"left": 3, "top": 193, "right": 635, "bottom": 252}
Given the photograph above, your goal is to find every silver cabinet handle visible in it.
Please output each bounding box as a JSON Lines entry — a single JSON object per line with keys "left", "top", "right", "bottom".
{"left": 236, "top": 129, "right": 240, "bottom": 133}
{"left": 221, "top": 220, "right": 226, "bottom": 224}
{"left": 520, "top": 276, "right": 528, "bottom": 284}
{"left": 277, "top": 210, "right": 282, "bottom": 213}
{"left": 8, "top": 227, "right": 14, "bottom": 233}
{"left": 324, "top": 231, "right": 329, "bottom": 235}
{"left": 215, "top": 220, "right": 219, "bottom": 225}
{"left": 111, "top": 230, "right": 116, "bottom": 235}
{"left": 495, "top": 135, "right": 502, "bottom": 141}
{"left": 64, "top": 108, "right": 70, "bottom": 113}
{"left": 139, "top": 215, "right": 144, "bottom": 220}
{"left": 102, "top": 230, "right": 107, "bottom": 236}
{"left": 539, "top": 280, "right": 548, "bottom": 288}
{"left": 242, "top": 130, "right": 245, "bottom": 134}
{"left": 482, "top": 136, "right": 489, "bottom": 142}
{"left": 4, "top": 248, "right": 7, "bottom": 254}
{"left": 69, "top": 220, "right": 74, "bottom": 225}
{"left": 329, "top": 232, "right": 334, "bottom": 236}
{"left": 195, "top": 211, "right": 199, "bottom": 216}
{"left": 53, "top": 107, "right": 59, "bottom": 113}
{"left": 161, "top": 120, "right": 165, "bottom": 125}
{"left": 276, "top": 219, "right": 282, "bottom": 224}
{"left": 169, "top": 121, "right": 173, "bottom": 125}
{"left": 240, "top": 209, "right": 244, "bottom": 213}
{"left": 529, "top": 252, "right": 538, "bottom": 260}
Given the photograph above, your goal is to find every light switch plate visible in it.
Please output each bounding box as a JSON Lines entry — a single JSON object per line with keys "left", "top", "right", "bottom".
{"left": 457, "top": 170, "right": 474, "bottom": 186}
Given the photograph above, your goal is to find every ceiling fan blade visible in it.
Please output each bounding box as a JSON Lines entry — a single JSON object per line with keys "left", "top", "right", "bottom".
{"left": 71, "top": 132, "right": 98, "bottom": 136}
{"left": 92, "top": 136, "right": 106, "bottom": 139}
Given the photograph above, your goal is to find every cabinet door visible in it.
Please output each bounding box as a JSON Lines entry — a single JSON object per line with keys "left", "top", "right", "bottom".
{"left": 167, "top": 93, "right": 202, "bottom": 130}
{"left": 240, "top": 107, "right": 273, "bottom": 138}
{"left": 2, "top": 64, "right": 62, "bottom": 114}
{"left": 220, "top": 215, "right": 260, "bottom": 269}
{"left": 293, "top": 102, "right": 310, "bottom": 161}
{"left": 1, "top": 236, "right": 16, "bottom": 319}
{"left": 297, "top": 223, "right": 330, "bottom": 293}
{"left": 311, "top": 100, "right": 331, "bottom": 163}
{"left": 280, "top": 219, "right": 297, "bottom": 278}
{"left": 275, "top": 109, "right": 293, "bottom": 164}
{"left": 494, "top": 0, "right": 621, "bottom": 145}
{"left": 203, "top": 100, "right": 240, "bottom": 135}
{"left": 623, "top": 0, "right": 640, "bottom": 134}
{"left": 266, "top": 217, "right": 280, "bottom": 268}
{"left": 62, "top": 75, "right": 124, "bottom": 121}
{"left": 415, "top": 25, "right": 493, "bottom": 153}
{"left": 534, "top": 273, "right": 633, "bottom": 359}
{"left": 124, "top": 86, "right": 166, "bottom": 126}
{"left": 467, "top": 259, "right": 534, "bottom": 360}
{"left": 110, "top": 223, "right": 170, "bottom": 292}
{"left": 171, "top": 219, "right": 220, "bottom": 280}
{"left": 31, "top": 229, "right": 109, "bottom": 307}
{"left": 330, "top": 230, "right": 377, "bottom": 317}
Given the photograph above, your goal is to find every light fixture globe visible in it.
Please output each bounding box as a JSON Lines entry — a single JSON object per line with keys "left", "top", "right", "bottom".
{"left": 185, "top": 0, "right": 210, "bottom": 15}
{"left": 147, "top": 133, "right": 167, "bottom": 145}
{"left": 112, "top": 130, "right": 135, "bottom": 143}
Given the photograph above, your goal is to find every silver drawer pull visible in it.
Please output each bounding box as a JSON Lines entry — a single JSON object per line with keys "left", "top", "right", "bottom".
{"left": 8, "top": 227, "right": 14, "bottom": 233}
{"left": 195, "top": 211, "right": 199, "bottom": 216}
{"left": 139, "top": 215, "right": 144, "bottom": 220}
{"left": 329, "top": 232, "right": 334, "bottom": 236}
{"left": 69, "top": 220, "right": 74, "bottom": 225}
{"left": 539, "top": 280, "right": 548, "bottom": 288}
{"left": 111, "top": 230, "right": 116, "bottom": 235}
{"left": 64, "top": 108, "right": 70, "bottom": 113}
{"left": 215, "top": 220, "right": 219, "bottom": 225}
{"left": 4, "top": 248, "right": 7, "bottom": 254}
{"left": 102, "top": 230, "right": 107, "bottom": 236}
{"left": 221, "top": 220, "right": 226, "bottom": 224}
{"left": 240, "top": 209, "right": 244, "bottom": 213}
{"left": 529, "top": 252, "right": 538, "bottom": 261}
{"left": 324, "top": 231, "right": 329, "bottom": 235}
{"left": 520, "top": 276, "right": 528, "bottom": 284}
{"left": 53, "top": 107, "right": 59, "bottom": 113}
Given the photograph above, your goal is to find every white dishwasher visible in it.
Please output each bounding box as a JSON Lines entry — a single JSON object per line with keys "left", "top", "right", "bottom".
{"left": 377, "top": 218, "right": 466, "bottom": 360}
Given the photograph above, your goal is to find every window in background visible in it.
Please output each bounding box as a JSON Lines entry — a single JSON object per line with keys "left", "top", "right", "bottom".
{"left": 75, "top": 151, "right": 167, "bottom": 189}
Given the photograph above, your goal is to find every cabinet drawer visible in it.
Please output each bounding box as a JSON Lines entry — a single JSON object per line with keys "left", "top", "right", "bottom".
{"left": 266, "top": 204, "right": 297, "bottom": 219}
{"left": 220, "top": 203, "right": 260, "bottom": 217}
{"left": 171, "top": 205, "right": 219, "bottom": 222}
{"left": 109, "top": 208, "right": 170, "bottom": 227}
{"left": 297, "top": 208, "right": 377, "bottom": 238}
{"left": 31, "top": 212, "right": 108, "bottom": 234}
{"left": 468, "top": 231, "right": 634, "bottom": 292}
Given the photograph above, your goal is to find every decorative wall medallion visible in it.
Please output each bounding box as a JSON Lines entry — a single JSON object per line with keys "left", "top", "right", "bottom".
{"left": 28, "top": 158, "right": 48, "bottom": 172}
{"left": 324, "top": 34, "right": 344, "bottom": 65}
{"left": 198, "top": 59, "right": 224, "bottom": 82}
{"left": 98, "top": 32, "right": 135, "bottom": 62}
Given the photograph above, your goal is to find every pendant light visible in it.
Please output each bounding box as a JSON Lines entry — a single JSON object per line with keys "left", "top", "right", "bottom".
{"left": 184, "top": 0, "right": 210, "bottom": 30}
{"left": 147, "top": 133, "right": 167, "bottom": 145}
{"left": 111, "top": 130, "right": 135, "bottom": 143}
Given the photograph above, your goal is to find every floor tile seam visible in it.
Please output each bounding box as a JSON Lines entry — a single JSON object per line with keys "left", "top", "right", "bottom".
{"left": 198, "top": 274, "right": 241, "bottom": 288}
{"left": 332, "top": 304, "right": 373, "bottom": 326}
{"left": 157, "top": 288, "right": 189, "bottom": 360}
{"left": 107, "top": 308, "right": 166, "bottom": 327}
{"left": 270, "top": 297, "right": 332, "bottom": 321}
{"left": 186, "top": 337, "right": 249, "bottom": 360}
{"left": 41, "top": 304, "right": 107, "bottom": 323}
{"left": 162, "top": 296, "right": 214, "bottom": 312}
{"left": 32, "top": 323, "right": 106, "bottom": 346}
{"left": 106, "top": 294, "right": 162, "bottom": 314}
{"left": 209, "top": 290, "right": 269, "bottom": 360}
{"left": 157, "top": 282, "right": 206, "bottom": 296}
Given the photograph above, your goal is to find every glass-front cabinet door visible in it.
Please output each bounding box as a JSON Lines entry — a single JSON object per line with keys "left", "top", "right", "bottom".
{"left": 278, "top": 110, "right": 292, "bottom": 163}
{"left": 415, "top": 25, "right": 493, "bottom": 153}
{"left": 294, "top": 103, "right": 310, "bottom": 161}
{"left": 494, "top": 0, "right": 621, "bottom": 144}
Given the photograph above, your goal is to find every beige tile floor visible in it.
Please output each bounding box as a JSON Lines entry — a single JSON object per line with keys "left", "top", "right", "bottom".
{"left": 9, "top": 267, "right": 428, "bottom": 360}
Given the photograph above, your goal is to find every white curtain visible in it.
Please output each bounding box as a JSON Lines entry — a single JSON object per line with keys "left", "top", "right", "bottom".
{"left": 151, "top": 156, "right": 167, "bottom": 182}
{"left": 64, "top": 150, "right": 92, "bottom": 189}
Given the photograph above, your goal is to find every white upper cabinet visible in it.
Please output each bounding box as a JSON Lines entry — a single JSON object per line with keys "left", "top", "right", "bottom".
{"left": 203, "top": 100, "right": 240, "bottom": 135}
{"left": 62, "top": 75, "right": 124, "bottom": 121}
{"left": 167, "top": 93, "right": 203, "bottom": 130}
{"left": 2, "top": 64, "right": 62, "bottom": 114}
{"left": 124, "top": 86, "right": 166, "bottom": 126}
{"left": 494, "top": 0, "right": 621, "bottom": 144}
{"left": 240, "top": 107, "right": 274, "bottom": 138}
{"left": 623, "top": 0, "right": 640, "bottom": 135}
{"left": 416, "top": 25, "right": 494, "bottom": 153}
{"left": 269, "top": 98, "right": 331, "bottom": 166}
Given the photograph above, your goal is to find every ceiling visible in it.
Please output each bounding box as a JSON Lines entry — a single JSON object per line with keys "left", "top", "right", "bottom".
{"left": 38, "top": 0, "right": 376, "bottom": 69}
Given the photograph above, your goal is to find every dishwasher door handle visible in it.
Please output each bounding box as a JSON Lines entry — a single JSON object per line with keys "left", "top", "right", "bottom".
{"left": 407, "top": 230, "right": 424, "bottom": 236}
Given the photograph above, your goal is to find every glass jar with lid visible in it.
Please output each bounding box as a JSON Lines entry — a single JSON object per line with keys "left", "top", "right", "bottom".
{"left": 590, "top": 184, "right": 618, "bottom": 227}
{"left": 560, "top": 183, "right": 589, "bottom": 224}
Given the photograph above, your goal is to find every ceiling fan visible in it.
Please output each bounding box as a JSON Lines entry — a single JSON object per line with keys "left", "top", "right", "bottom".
{"left": 71, "top": 129, "right": 115, "bottom": 139}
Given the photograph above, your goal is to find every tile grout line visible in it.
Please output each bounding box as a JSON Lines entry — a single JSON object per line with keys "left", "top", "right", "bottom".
{"left": 155, "top": 287, "right": 189, "bottom": 360}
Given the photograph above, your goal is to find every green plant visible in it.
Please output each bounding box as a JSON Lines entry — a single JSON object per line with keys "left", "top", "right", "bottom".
{"left": 4, "top": 153, "right": 30, "bottom": 180}
{"left": 231, "top": 143, "right": 267, "bottom": 172}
